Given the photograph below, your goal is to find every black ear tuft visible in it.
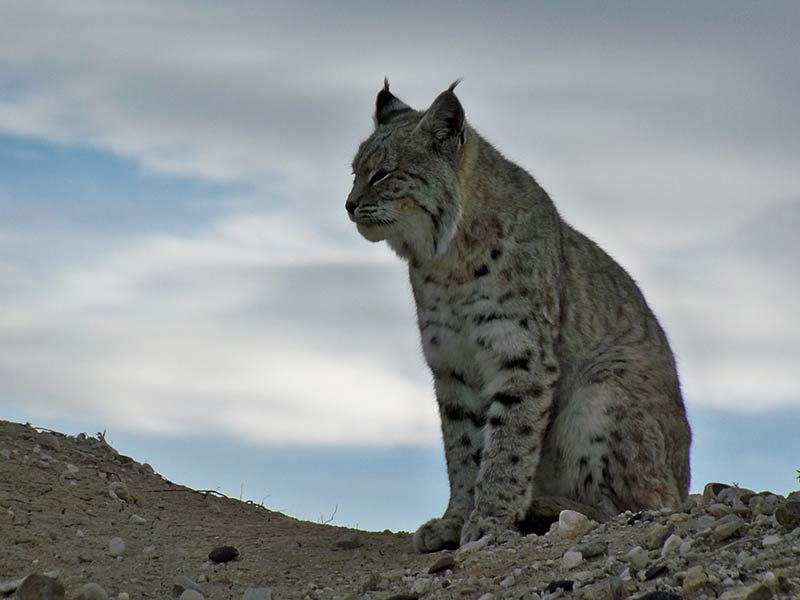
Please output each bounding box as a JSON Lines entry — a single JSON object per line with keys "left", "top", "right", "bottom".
{"left": 418, "top": 83, "right": 465, "bottom": 146}
{"left": 375, "top": 77, "right": 412, "bottom": 125}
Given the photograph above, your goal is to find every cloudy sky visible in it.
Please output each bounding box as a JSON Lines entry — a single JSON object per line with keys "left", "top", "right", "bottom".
{"left": 1, "top": 1, "right": 798, "bottom": 531}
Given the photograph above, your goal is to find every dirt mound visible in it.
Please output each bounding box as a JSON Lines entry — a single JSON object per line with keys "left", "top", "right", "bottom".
{"left": 1, "top": 420, "right": 799, "bottom": 599}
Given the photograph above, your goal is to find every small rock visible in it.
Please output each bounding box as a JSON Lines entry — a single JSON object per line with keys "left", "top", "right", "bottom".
{"left": 557, "top": 510, "right": 592, "bottom": 537}
{"left": 477, "top": 594, "right": 494, "bottom": 600}
{"left": 762, "top": 534, "right": 781, "bottom": 546}
{"left": 76, "top": 583, "right": 108, "bottom": 600}
{"left": 644, "top": 524, "right": 671, "bottom": 549}
{"left": 241, "top": 588, "right": 272, "bottom": 600}
{"left": 37, "top": 433, "right": 61, "bottom": 451}
{"left": 457, "top": 535, "right": 490, "bottom": 553}
{"left": 703, "top": 482, "right": 731, "bottom": 502}
{"left": 574, "top": 541, "right": 607, "bottom": 558}
{"left": 108, "top": 481, "right": 130, "bottom": 502}
{"left": 333, "top": 530, "right": 362, "bottom": 549}
{"left": 644, "top": 562, "right": 668, "bottom": 580}
{"left": 0, "top": 576, "right": 26, "bottom": 594}
{"left": 118, "top": 594, "right": 129, "bottom": 600}
{"left": 208, "top": 545, "right": 239, "bottom": 563}
{"left": 775, "top": 501, "right": 800, "bottom": 529}
{"left": 562, "top": 550, "right": 583, "bottom": 569}
{"left": 679, "top": 540, "right": 693, "bottom": 556}
{"left": 661, "top": 533, "right": 683, "bottom": 557}
{"left": 683, "top": 565, "right": 709, "bottom": 592}
{"left": 625, "top": 545, "right": 649, "bottom": 571}
{"left": 109, "top": 536, "right": 126, "bottom": 557}
{"left": 428, "top": 554, "right": 456, "bottom": 574}
{"left": 708, "top": 502, "right": 734, "bottom": 517}
{"left": 719, "top": 583, "right": 774, "bottom": 600}
{"left": 173, "top": 576, "right": 204, "bottom": 596}
{"left": 411, "top": 578, "right": 432, "bottom": 595}
{"left": 128, "top": 514, "right": 146, "bottom": 525}
{"left": 499, "top": 575, "right": 515, "bottom": 588}
{"left": 179, "top": 591, "right": 204, "bottom": 600}
{"left": 713, "top": 514, "right": 745, "bottom": 541}
{"left": 17, "top": 574, "right": 65, "bottom": 600}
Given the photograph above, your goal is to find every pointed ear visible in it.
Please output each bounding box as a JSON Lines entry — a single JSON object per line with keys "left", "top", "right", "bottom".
{"left": 375, "top": 77, "right": 412, "bottom": 125}
{"left": 416, "top": 80, "right": 465, "bottom": 147}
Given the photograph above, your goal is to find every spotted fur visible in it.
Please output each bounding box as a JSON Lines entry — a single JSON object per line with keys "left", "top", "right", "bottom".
{"left": 346, "top": 81, "right": 691, "bottom": 552}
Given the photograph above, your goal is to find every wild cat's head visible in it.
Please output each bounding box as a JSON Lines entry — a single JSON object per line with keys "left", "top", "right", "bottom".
{"left": 346, "top": 79, "right": 467, "bottom": 262}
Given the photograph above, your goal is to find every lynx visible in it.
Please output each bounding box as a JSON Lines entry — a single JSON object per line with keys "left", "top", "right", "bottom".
{"left": 346, "top": 80, "right": 691, "bottom": 552}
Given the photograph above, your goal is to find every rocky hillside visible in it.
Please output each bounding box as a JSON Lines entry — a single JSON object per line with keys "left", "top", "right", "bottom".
{"left": 1, "top": 420, "right": 799, "bottom": 600}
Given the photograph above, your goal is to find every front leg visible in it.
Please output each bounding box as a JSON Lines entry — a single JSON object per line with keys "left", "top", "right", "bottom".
{"left": 413, "top": 373, "right": 484, "bottom": 553}
{"left": 461, "top": 319, "right": 558, "bottom": 544}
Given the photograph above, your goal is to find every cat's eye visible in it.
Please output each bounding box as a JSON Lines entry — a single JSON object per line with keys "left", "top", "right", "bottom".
{"left": 369, "top": 169, "right": 393, "bottom": 186}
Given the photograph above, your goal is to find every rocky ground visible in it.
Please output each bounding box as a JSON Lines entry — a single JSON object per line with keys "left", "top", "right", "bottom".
{"left": 1, "top": 419, "right": 799, "bottom": 600}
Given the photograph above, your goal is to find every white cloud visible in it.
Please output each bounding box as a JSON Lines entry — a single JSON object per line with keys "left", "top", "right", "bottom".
{"left": 0, "top": 212, "right": 439, "bottom": 444}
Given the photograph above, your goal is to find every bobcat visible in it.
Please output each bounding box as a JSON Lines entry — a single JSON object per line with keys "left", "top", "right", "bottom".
{"left": 346, "top": 80, "right": 691, "bottom": 552}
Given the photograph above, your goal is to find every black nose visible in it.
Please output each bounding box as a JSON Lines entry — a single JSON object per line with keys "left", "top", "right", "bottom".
{"left": 345, "top": 198, "right": 357, "bottom": 216}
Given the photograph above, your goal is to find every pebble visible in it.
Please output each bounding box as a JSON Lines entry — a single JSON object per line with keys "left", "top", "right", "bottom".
{"left": 109, "top": 536, "right": 126, "bottom": 557}
{"left": 718, "top": 583, "right": 774, "bottom": 600}
{"left": 0, "top": 576, "right": 26, "bottom": 594}
{"left": 128, "top": 514, "right": 146, "bottom": 525}
{"left": 574, "top": 541, "right": 607, "bottom": 558}
{"left": 557, "top": 510, "right": 592, "bottom": 537}
{"left": 682, "top": 565, "right": 708, "bottom": 593}
{"left": 625, "top": 545, "right": 649, "bottom": 571}
{"left": 173, "top": 576, "right": 204, "bottom": 596}
{"left": 333, "top": 531, "right": 362, "bottom": 549}
{"left": 17, "top": 574, "right": 65, "bottom": 600}
{"left": 208, "top": 545, "right": 239, "bottom": 563}
{"left": 118, "top": 594, "right": 129, "bottom": 600}
{"left": 775, "top": 501, "right": 800, "bottom": 529}
{"left": 703, "top": 481, "right": 731, "bottom": 502}
{"left": 180, "top": 591, "right": 204, "bottom": 600}
{"left": 661, "top": 533, "right": 683, "bottom": 556}
{"left": 458, "top": 535, "right": 490, "bottom": 553}
{"left": 242, "top": 588, "right": 272, "bottom": 600}
{"left": 76, "top": 583, "right": 108, "bottom": 600}
{"left": 428, "top": 554, "right": 456, "bottom": 574}
{"left": 713, "top": 514, "right": 745, "bottom": 541}
{"left": 108, "top": 481, "right": 130, "bottom": 502}
{"left": 562, "top": 550, "right": 583, "bottom": 569}
{"left": 644, "top": 524, "right": 671, "bottom": 549}
{"left": 761, "top": 534, "right": 781, "bottom": 546}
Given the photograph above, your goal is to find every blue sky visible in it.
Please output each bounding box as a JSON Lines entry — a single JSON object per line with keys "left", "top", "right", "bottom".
{"left": 1, "top": 1, "right": 799, "bottom": 531}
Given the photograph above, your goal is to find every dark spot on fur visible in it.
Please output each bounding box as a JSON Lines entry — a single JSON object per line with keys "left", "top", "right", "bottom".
{"left": 493, "top": 392, "right": 523, "bottom": 406}
{"left": 529, "top": 384, "right": 544, "bottom": 398}
{"left": 489, "top": 415, "right": 504, "bottom": 427}
{"left": 579, "top": 456, "right": 588, "bottom": 468}
{"left": 429, "top": 336, "right": 439, "bottom": 346}
{"left": 460, "top": 434, "right": 471, "bottom": 447}
{"left": 501, "top": 356, "right": 530, "bottom": 371}
{"left": 590, "top": 435, "right": 606, "bottom": 445}
{"left": 510, "top": 455, "right": 520, "bottom": 464}
{"left": 490, "top": 248, "right": 502, "bottom": 260}
{"left": 474, "top": 264, "right": 489, "bottom": 278}
{"left": 518, "top": 424, "right": 534, "bottom": 435}
{"left": 472, "top": 449, "right": 482, "bottom": 465}
{"left": 474, "top": 312, "right": 508, "bottom": 325}
{"left": 519, "top": 318, "right": 529, "bottom": 329}
{"left": 449, "top": 370, "right": 466, "bottom": 384}
{"left": 510, "top": 476, "right": 519, "bottom": 485}
{"left": 584, "top": 473, "right": 593, "bottom": 488}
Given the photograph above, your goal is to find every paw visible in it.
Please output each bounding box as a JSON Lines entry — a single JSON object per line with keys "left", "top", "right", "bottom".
{"left": 413, "top": 516, "right": 463, "bottom": 553}
{"left": 460, "top": 510, "right": 515, "bottom": 546}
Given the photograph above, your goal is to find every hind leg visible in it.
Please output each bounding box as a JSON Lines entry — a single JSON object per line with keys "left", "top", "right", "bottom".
{"left": 533, "top": 383, "right": 688, "bottom": 517}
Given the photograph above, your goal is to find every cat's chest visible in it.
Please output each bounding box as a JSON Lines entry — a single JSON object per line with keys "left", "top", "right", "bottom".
{"left": 412, "top": 274, "right": 501, "bottom": 379}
